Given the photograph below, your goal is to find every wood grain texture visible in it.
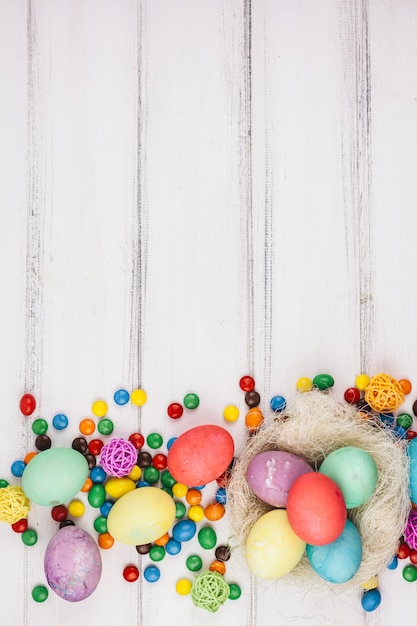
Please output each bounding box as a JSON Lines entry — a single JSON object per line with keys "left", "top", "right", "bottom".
{"left": 1, "top": 0, "right": 417, "bottom": 624}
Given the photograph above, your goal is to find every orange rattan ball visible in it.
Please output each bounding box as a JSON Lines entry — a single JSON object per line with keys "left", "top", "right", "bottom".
{"left": 364, "top": 373, "right": 405, "bottom": 413}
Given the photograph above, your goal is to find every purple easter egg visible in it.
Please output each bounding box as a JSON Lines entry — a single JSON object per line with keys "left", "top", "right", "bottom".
{"left": 246, "top": 450, "right": 313, "bottom": 507}
{"left": 44, "top": 526, "right": 102, "bottom": 601}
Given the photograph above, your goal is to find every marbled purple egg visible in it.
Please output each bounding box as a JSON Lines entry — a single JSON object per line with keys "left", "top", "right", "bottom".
{"left": 44, "top": 526, "right": 102, "bottom": 602}
{"left": 246, "top": 450, "right": 313, "bottom": 507}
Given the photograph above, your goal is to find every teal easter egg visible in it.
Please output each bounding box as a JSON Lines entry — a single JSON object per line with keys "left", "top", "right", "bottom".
{"left": 22, "top": 448, "right": 89, "bottom": 506}
{"left": 306, "top": 519, "right": 362, "bottom": 583}
{"left": 407, "top": 438, "right": 417, "bottom": 504}
{"left": 319, "top": 446, "right": 377, "bottom": 508}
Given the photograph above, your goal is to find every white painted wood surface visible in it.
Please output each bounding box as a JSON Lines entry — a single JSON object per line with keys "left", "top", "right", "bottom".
{"left": 1, "top": 0, "right": 417, "bottom": 624}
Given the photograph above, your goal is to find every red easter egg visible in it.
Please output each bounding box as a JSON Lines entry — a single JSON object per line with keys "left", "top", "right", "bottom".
{"left": 167, "top": 425, "right": 234, "bottom": 487}
{"left": 286, "top": 472, "right": 347, "bottom": 546}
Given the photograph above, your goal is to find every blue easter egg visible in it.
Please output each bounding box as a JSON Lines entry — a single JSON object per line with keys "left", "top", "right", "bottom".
{"left": 306, "top": 519, "right": 362, "bottom": 583}
{"left": 407, "top": 439, "right": 417, "bottom": 503}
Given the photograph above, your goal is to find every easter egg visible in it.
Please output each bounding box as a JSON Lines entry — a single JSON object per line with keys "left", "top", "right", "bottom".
{"left": 22, "top": 447, "right": 89, "bottom": 506}
{"left": 319, "top": 446, "right": 378, "bottom": 508}
{"left": 44, "top": 526, "right": 102, "bottom": 601}
{"left": 246, "top": 450, "right": 313, "bottom": 507}
{"left": 286, "top": 472, "right": 346, "bottom": 545}
{"left": 107, "top": 486, "right": 176, "bottom": 545}
{"left": 306, "top": 519, "right": 363, "bottom": 583}
{"left": 167, "top": 424, "right": 234, "bottom": 486}
{"left": 407, "top": 438, "right": 417, "bottom": 504}
{"left": 245, "top": 509, "right": 306, "bottom": 579}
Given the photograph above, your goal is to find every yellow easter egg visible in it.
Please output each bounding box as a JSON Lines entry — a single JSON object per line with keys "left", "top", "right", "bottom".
{"left": 105, "top": 477, "right": 136, "bottom": 499}
{"left": 107, "top": 486, "right": 176, "bottom": 545}
{"left": 245, "top": 509, "right": 306, "bottom": 579}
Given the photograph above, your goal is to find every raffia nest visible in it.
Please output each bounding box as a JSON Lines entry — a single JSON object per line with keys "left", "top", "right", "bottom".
{"left": 228, "top": 390, "right": 410, "bottom": 591}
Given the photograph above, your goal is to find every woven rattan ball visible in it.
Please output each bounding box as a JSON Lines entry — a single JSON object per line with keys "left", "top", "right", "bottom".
{"left": 364, "top": 373, "right": 405, "bottom": 413}
{"left": 0, "top": 485, "right": 30, "bottom": 524}
{"left": 99, "top": 438, "right": 137, "bottom": 477}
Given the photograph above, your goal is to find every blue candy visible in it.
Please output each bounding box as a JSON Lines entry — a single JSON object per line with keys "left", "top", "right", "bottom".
{"left": 361, "top": 588, "right": 381, "bottom": 612}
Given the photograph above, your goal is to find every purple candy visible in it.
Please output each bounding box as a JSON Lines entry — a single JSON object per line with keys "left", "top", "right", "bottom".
{"left": 246, "top": 450, "right": 313, "bottom": 507}
{"left": 44, "top": 526, "right": 102, "bottom": 602}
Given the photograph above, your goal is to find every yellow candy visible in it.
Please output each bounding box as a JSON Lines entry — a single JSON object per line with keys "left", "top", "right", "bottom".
{"left": 92, "top": 400, "right": 108, "bottom": 417}
{"left": 127, "top": 465, "right": 142, "bottom": 482}
{"left": 105, "top": 477, "right": 136, "bottom": 499}
{"left": 355, "top": 374, "right": 370, "bottom": 391}
{"left": 172, "top": 482, "right": 188, "bottom": 498}
{"left": 296, "top": 377, "right": 313, "bottom": 392}
{"left": 176, "top": 578, "right": 192, "bottom": 595}
{"left": 223, "top": 405, "right": 239, "bottom": 422}
{"left": 188, "top": 505, "right": 204, "bottom": 522}
{"left": 68, "top": 499, "right": 85, "bottom": 517}
{"left": 131, "top": 389, "right": 147, "bottom": 406}
{"left": 361, "top": 575, "right": 378, "bottom": 590}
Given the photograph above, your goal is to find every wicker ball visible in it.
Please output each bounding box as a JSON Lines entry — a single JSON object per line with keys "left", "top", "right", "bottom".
{"left": 404, "top": 510, "right": 417, "bottom": 550}
{"left": 364, "top": 373, "right": 405, "bottom": 413}
{"left": 99, "top": 438, "right": 137, "bottom": 477}
{"left": 0, "top": 486, "right": 30, "bottom": 524}
{"left": 191, "top": 571, "right": 230, "bottom": 612}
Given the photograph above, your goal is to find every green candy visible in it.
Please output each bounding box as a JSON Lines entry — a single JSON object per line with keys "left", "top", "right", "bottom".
{"left": 32, "top": 418, "right": 48, "bottom": 435}
{"left": 228, "top": 583, "right": 242, "bottom": 600}
{"left": 97, "top": 418, "right": 114, "bottom": 435}
{"left": 88, "top": 483, "right": 106, "bottom": 508}
{"left": 175, "top": 501, "right": 186, "bottom": 518}
{"left": 186, "top": 554, "right": 203, "bottom": 572}
{"left": 32, "top": 585, "right": 48, "bottom": 602}
{"left": 403, "top": 565, "right": 417, "bottom": 582}
{"left": 198, "top": 526, "right": 217, "bottom": 549}
{"left": 183, "top": 393, "right": 200, "bottom": 410}
{"left": 94, "top": 515, "right": 108, "bottom": 534}
{"left": 22, "top": 529, "right": 38, "bottom": 546}
{"left": 149, "top": 545, "right": 165, "bottom": 562}
{"left": 397, "top": 413, "right": 413, "bottom": 430}
{"left": 313, "top": 373, "right": 335, "bottom": 390}
{"left": 143, "top": 466, "right": 160, "bottom": 484}
{"left": 161, "top": 470, "right": 176, "bottom": 488}
{"left": 147, "top": 433, "right": 163, "bottom": 449}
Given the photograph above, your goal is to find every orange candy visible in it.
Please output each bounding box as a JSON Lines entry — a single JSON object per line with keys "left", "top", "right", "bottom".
{"left": 81, "top": 477, "right": 93, "bottom": 493}
{"left": 186, "top": 489, "right": 202, "bottom": 506}
{"left": 209, "top": 560, "right": 226, "bottom": 575}
{"left": 204, "top": 502, "right": 225, "bottom": 521}
{"left": 79, "top": 418, "right": 96, "bottom": 435}
{"left": 399, "top": 379, "right": 412, "bottom": 395}
{"left": 245, "top": 407, "right": 264, "bottom": 432}
{"left": 154, "top": 532, "right": 170, "bottom": 546}
{"left": 24, "top": 452, "right": 37, "bottom": 464}
{"left": 98, "top": 532, "right": 114, "bottom": 549}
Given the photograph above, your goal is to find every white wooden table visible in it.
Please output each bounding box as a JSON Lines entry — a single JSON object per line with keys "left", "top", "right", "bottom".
{"left": 1, "top": 1, "right": 417, "bottom": 624}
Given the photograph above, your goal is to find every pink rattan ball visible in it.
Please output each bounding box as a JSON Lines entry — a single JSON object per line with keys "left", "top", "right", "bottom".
{"left": 99, "top": 438, "right": 137, "bottom": 477}
{"left": 404, "top": 510, "right": 417, "bottom": 550}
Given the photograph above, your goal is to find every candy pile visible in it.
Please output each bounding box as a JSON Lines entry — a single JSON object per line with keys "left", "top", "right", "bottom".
{"left": 0, "top": 388, "right": 242, "bottom": 610}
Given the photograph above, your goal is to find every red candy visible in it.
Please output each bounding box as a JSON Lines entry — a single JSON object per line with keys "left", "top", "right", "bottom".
{"left": 11, "top": 518, "right": 28, "bottom": 533}
{"left": 88, "top": 438, "right": 104, "bottom": 456}
{"left": 128, "top": 433, "right": 145, "bottom": 450}
{"left": 397, "top": 542, "right": 411, "bottom": 559}
{"left": 51, "top": 505, "right": 68, "bottom": 522}
{"left": 152, "top": 453, "right": 167, "bottom": 470}
{"left": 19, "top": 393, "right": 36, "bottom": 416}
{"left": 239, "top": 375, "right": 255, "bottom": 392}
{"left": 344, "top": 387, "right": 361, "bottom": 404}
{"left": 167, "top": 403, "right": 184, "bottom": 419}
{"left": 123, "top": 565, "right": 140, "bottom": 582}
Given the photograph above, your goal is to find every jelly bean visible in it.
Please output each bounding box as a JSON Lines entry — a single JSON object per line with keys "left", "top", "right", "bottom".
{"left": 68, "top": 499, "right": 85, "bottom": 517}
{"left": 81, "top": 477, "right": 93, "bottom": 492}
{"left": 143, "top": 565, "right": 160, "bottom": 583}
{"left": 176, "top": 578, "right": 192, "bottom": 595}
{"left": 22, "top": 529, "right": 38, "bottom": 546}
{"left": 188, "top": 505, "right": 204, "bottom": 522}
{"left": 183, "top": 393, "right": 199, "bottom": 409}
{"left": 296, "top": 377, "right": 313, "bottom": 392}
{"left": 84, "top": 453, "right": 97, "bottom": 470}
{"left": 59, "top": 519, "right": 75, "bottom": 529}
{"left": 216, "top": 487, "right": 227, "bottom": 504}
{"left": 89, "top": 439, "right": 104, "bottom": 456}
{"left": 136, "top": 543, "right": 151, "bottom": 555}
{"left": 24, "top": 452, "right": 37, "bottom": 464}
{"left": 172, "top": 482, "right": 188, "bottom": 498}
{"left": 20, "top": 393, "right": 36, "bottom": 416}
{"left": 167, "top": 437, "right": 177, "bottom": 450}
{"left": 98, "top": 532, "right": 114, "bottom": 549}
{"left": 228, "top": 583, "right": 242, "bottom": 600}
{"left": 11, "top": 460, "right": 26, "bottom": 477}
{"left": 270, "top": 395, "right": 286, "bottom": 412}
{"left": 397, "top": 413, "right": 413, "bottom": 430}
{"left": 0, "top": 479, "right": 9, "bottom": 488}
{"left": 127, "top": 465, "right": 142, "bottom": 481}
{"left": 344, "top": 387, "right": 361, "bottom": 404}
{"left": 175, "top": 501, "right": 187, "bottom": 518}
{"left": 410, "top": 550, "right": 417, "bottom": 565}
{"left": 97, "top": 418, "right": 114, "bottom": 435}
{"left": 172, "top": 520, "right": 197, "bottom": 542}
{"left": 186, "top": 554, "right": 203, "bottom": 572}
{"left": 355, "top": 374, "right": 370, "bottom": 391}
{"left": 166, "top": 538, "right": 181, "bottom": 555}
{"left": 403, "top": 564, "right": 417, "bottom": 582}
{"left": 198, "top": 526, "right": 217, "bottom": 549}
{"left": 204, "top": 502, "right": 225, "bottom": 521}
{"left": 313, "top": 374, "right": 334, "bottom": 390}
{"left": 209, "top": 560, "right": 226, "bottom": 575}
{"left": 143, "top": 466, "right": 160, "bottom": 484}
{"left": 245, "top": 390, "right": 260, "bottom": 407}
{"left": 399, "top": 379, "right": 412, "bottom": 395}
{"left": 35, "top": 435, "right": 51, "bottom": 451}
{"left": 123, "top": 565, "right": 139, "bottom": 582}
{"left": 215, "top": 545, "right": 231, "bottom": 561}
{"left": 361, "top": 588, "right": 381, "bottom": 612}
{"left": 137, "top": 451, "right": 152, "bottom": 468}
{"left": 154, "top": 532, "right": 169, "bottom": 546}
{"left": 94, "top": 516, "right": 108, "bottom": 534}
{"left": 152, "top": 453, "right": 167, "bottom": 470}
{"left": 32, "top": 585, "right": 48, "bottom": 602}
{"left": 32, "top": 418, "right": 48, "bottom": 435}
{"left": 223, "top": 405, "right": 239, "bottom": 422}
{"left": 128, "top": 432, "right": 145, "bottom": 449}
{"left": 12, "top": 518, "right": 28, "bottom": 533}
{"left": 92, "top": 400, "right": 108, "bottom": 417}
{"left": 147, "top": 433, "right": 163, "bottom": 449}
{"left": 90, "top": 466, "right": 107, "bottom": 483}
{"left": 149, "top": 545, "right": 165, "bottom": 562}
{"left": 88, "top": 483, "right": 106, "bottom": 508}
{"left": 379, "top": 414, "right": 395, "bottom": 427}
{"left": 387, "top": 554, "right": 398, "bottom": 570}
{"left": 131, "top": 389, "right": 147, "bottom": 406}
{"left": 397, "top": 542, "right": 410, "bottom": 559}
{"left": 51, "top": 505, "right": 68, "bottom": 522}
{"left": 79, "top": 418, "right": 95, "bottom": 435}
{"left": 186, "top": 489, "right": 202, "bottom": 505}
{"left": 245, "top": 408, "right": 264, "bottom": 431}
{"left": 167, "top": 403, "right": 183, "bottom": 419}
{"left": 114, "top": 389, "right": 130, "bottom": 405}
{"left": 239, "top": 375, "right": 255, "bottom": 392}
{"left": 100, "top": 500, "right": 115, "bottom": 517}
{"left": 52, "top": 413, "right": 68, "bottom": 430}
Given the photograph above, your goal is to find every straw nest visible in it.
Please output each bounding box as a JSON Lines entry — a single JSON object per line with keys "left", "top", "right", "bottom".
{"left": 227, "top": 390, "right": 410, "bottom": 591}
